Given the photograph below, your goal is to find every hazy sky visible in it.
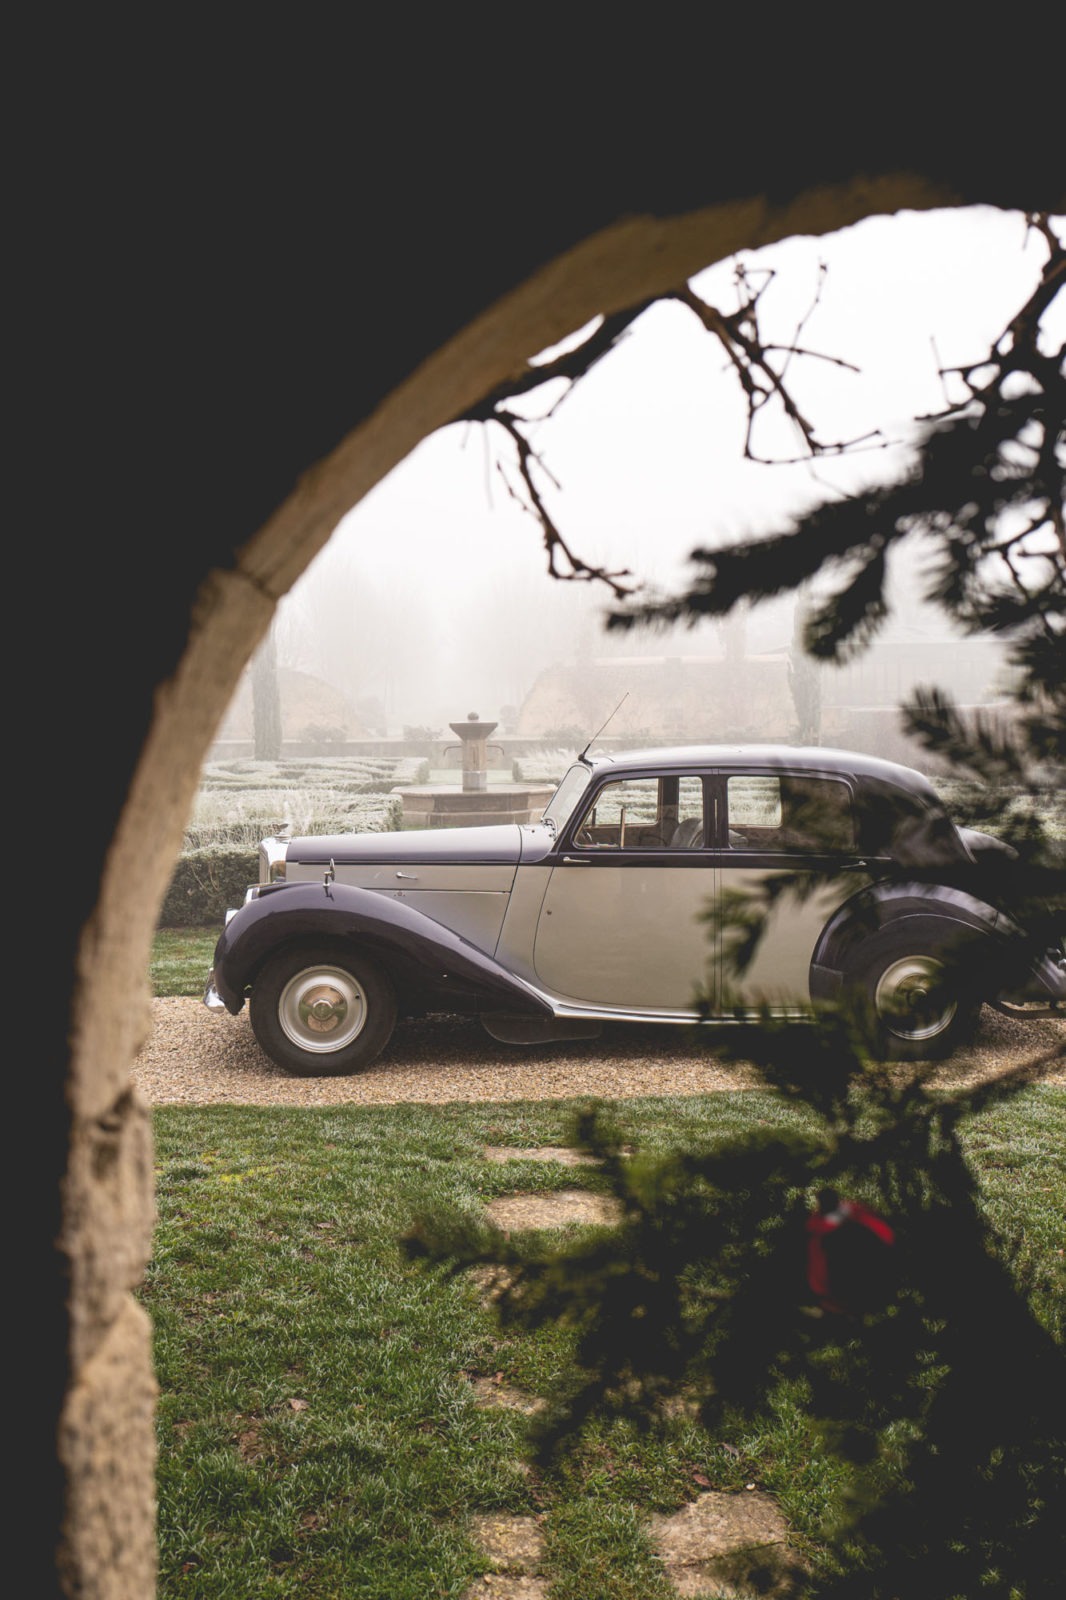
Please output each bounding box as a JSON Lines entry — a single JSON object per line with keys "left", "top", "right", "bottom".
{"left": 276, "top": 207, "right": 1062, "bottom": 727}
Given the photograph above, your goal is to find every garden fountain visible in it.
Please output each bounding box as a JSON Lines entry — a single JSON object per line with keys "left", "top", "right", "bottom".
{"left": 393, "top": 711, "right": 556, "bottom": 828}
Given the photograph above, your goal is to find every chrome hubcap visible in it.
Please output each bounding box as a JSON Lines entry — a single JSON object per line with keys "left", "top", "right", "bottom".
{"left": 278, "top": 965, "right": 367, "bottom": 1053}
{"left": 875, "top": 954, "right": 956, "bottom": 1041}
{"left": 304, "top": 987, "right": 347, "bottom": 1030}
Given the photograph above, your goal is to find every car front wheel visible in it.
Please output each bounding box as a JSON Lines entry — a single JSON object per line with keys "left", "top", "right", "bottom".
{"left": 250, "top": 943, "right": 397, "bottom": 1076}
{"left": 850, "top": 939, "right": 980, "bottom": 1061}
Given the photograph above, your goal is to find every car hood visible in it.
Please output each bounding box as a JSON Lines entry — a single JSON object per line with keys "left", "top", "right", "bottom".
{"left": 282, "top": 822, "right": 556, "bottom": 867}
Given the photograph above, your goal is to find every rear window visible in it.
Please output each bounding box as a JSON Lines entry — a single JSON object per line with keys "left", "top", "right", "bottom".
{"left": 727, "top": 774, "right": 855, "bottom": 852}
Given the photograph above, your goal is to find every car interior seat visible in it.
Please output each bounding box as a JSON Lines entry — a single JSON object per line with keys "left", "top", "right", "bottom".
{"left": 669, "top": 816, "right": 704, "bottom": 848}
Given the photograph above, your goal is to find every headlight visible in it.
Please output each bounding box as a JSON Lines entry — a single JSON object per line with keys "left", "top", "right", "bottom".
{"left": 259, "top": 836, "right": 289, "bottom": 884}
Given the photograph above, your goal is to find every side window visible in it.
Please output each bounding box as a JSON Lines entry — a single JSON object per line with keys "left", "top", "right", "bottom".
{"left": 727, "top": 776, "right": 782, "bottom": 848}
{"left": 573, "top": 778, "right": 664, "bottom": 848}
{"left": 727, "top": 775, "right": 855, "bottom": 852}
{"left": 571, "top": 776, "right": 706, "bottom": 849}
{"left": 780, "top": 777, "right": 856, "bottom": 851}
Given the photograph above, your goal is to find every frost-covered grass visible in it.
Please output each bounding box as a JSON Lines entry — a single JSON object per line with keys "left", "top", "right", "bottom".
{"left": 513, "top": 748, "right": 576, "bottom": 784}
{"left": 201, "top": 756, "right": 403, "bottom": 791}
{"left": 932, "top": 777, "right": 1066, "bottom": 842}
{"left": 392, "top": 756, "right": 431, "bottom": 786}
{"left": 185, "top": 758, "right": 410, "bottom": 849}
{"left": 184, "top": 791, "right": 402, "bottom": 849}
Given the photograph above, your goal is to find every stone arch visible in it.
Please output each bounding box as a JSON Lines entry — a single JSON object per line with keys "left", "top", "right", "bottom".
{"left": 38, "top": 135, "right": 1062, "bottom": 1595}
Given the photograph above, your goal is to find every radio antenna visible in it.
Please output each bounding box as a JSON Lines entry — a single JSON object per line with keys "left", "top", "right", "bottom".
{"left": 579, "top": 692, "right": 629, "bottom": 761}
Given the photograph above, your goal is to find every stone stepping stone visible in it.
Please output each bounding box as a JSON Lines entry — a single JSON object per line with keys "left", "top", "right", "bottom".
{"left": 467, "top": 1263, "right": 516, "bottom": 1306}
{"left": 482, "top": 1145, "right": 601, "bottom": 1167}
{"left": 463, "top": 1513, "right": 548, "bottom": 1599}
{"left": 469, "top": 1513, "right": 545, "bottom": 1569}
{"left": 462, "top": 1578, "right": 547, "bottom": 1599}
{"left": 649, "top": 1490, "right": 793, "bottom": 1598}
{"left": 466, "top": 1374, "right": 546, "bottom": 1415}
{"left": 485, "top": 1189, "right": 622, "bottom": 1230}
{"left": 658, "top": 1390, "right": 703, "bottom": 1422}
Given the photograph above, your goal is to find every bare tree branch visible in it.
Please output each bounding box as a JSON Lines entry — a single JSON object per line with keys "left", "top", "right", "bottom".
{"left": 458, "top": 257, "right": 888, "bottom": 592}
{"left": 669, "top": 275, "right": 883, "bottom": 465}
{"left": 490, "top": 411, "right": 635, "bottom": 595}
{"left": 610, "top": 218, "right": 1065, "bottom": 683}
{"left": 459, "top": 301, "right": 656, "bottom": 423}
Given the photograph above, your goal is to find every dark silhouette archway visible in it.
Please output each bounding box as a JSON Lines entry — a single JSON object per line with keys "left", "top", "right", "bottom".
{"left": 30, "top": 58, "right": 1064, "bottom": 1592}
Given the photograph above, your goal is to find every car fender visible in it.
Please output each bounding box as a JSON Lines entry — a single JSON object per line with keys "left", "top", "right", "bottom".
{"left": 210, "top": 880, "right": 555, "bottom": 1020}
{"left": 809, "top": 881, "right": 1006, "bottom": 1003}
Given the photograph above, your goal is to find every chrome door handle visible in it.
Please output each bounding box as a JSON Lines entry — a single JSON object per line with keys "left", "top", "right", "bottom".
{"left": 395, "top": 871, "right": 419, "bottom": 880}
{"left": 561, "top": 856, "right": 590, "bottom": 865}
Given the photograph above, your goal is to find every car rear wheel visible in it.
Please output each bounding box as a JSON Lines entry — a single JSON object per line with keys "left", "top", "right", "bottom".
{"left": 854, "top": 943, "right": 980, "bottom": 1060}
{"left": 250, "top": 943, "right": 397, "bottom": 1076}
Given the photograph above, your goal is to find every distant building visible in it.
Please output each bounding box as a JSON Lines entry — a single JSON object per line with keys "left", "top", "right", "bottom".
{"left": 516, "top": 633, "right": 1010, "bottom": 771}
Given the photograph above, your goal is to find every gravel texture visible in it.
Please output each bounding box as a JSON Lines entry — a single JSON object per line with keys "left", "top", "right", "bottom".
{"left": 132, "top": 998, "right": 1063, "bottom": 1107}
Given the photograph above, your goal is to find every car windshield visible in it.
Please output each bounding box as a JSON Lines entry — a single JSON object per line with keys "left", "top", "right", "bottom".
{"left": 542, "top": 762, "right": 593, "bottom": 833}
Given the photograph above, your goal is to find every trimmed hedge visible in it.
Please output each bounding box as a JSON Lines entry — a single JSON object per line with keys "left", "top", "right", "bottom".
{"left": 162, "top": 776, "right": 408, "bottom": 927}
{"left": 160, "top": 846, "right": 258, "bottom": 928}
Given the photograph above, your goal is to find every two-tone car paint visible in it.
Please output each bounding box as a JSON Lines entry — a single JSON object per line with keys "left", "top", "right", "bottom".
{"left": 206, "top": 744, "right": 1064, "bottom": 1072}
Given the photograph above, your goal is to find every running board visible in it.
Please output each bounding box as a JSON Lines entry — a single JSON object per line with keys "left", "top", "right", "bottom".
{"left": 481, "top": 1003, "right": 813, "bottom": 1042}
{"left": 481, "top": 1016, "right": 603, "bottom": 1044}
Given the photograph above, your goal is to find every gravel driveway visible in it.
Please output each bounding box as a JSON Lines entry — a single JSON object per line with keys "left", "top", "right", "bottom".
{"left": 132, "top": 999, "right": 1064, "bottom": 1107}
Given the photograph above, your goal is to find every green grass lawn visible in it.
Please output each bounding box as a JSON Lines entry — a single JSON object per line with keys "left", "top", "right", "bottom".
{"left": 144, "top": 1089, "right": 1066, "bottom": 1598}
{"left": 151, "top": 927, "right": 219, "bottom": 996}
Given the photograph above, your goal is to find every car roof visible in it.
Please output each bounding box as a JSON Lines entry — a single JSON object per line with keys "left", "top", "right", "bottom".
{"left": 584, "top": 744, "right": 934, "bottom": 794}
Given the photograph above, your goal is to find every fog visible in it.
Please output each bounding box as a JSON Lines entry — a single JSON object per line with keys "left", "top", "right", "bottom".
{"left": 258, "top": 207, "right": 1060, "bottom": 741}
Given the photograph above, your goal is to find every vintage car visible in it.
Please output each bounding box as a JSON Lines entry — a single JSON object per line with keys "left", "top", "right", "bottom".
{"left": 205, "top": 745, "right": 1065, "bottom": 1074}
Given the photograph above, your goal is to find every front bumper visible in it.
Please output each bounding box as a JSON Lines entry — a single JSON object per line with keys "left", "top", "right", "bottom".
{"left": 203, "top": 973, "right": 227, "bottom": 1012}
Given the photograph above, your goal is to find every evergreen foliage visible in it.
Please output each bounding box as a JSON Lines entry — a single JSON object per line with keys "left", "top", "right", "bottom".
{"left": 411, "top": 1029, "right": 1066, "bottom": 1596}
{"left": 413, "top": 219, "right": 1065, "bottom": 1595}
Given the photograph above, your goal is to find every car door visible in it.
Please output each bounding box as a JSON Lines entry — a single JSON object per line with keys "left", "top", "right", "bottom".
{"left": 531, "top": 773, "right": 717, "bottom": 1009}
{"left": 716, "top": 770, "right": 868, "bottom": 1009}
